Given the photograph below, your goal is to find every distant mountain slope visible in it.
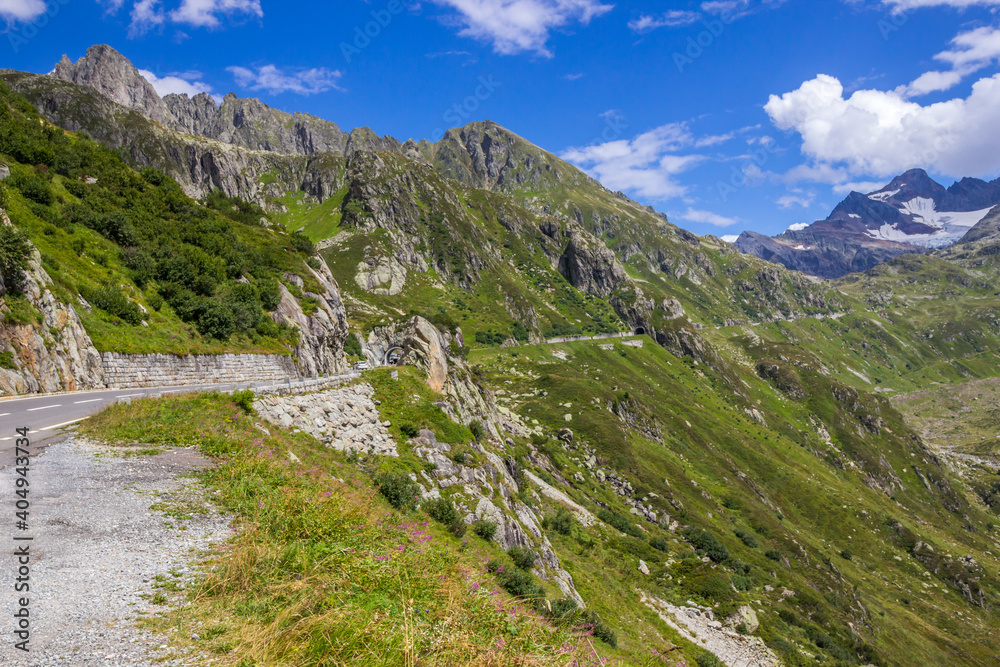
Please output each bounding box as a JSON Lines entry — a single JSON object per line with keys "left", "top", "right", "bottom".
{"left": 737, "top": 169, "right": 1000, "bottom": 278}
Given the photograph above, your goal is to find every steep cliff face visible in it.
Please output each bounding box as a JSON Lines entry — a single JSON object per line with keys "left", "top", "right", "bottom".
{"left": 272, "top": 260, "right": 350, "bottom": 377}
{"left": 0, "top": 210, "right": 104, "bottom": 395}
{"left": 558, "top": 225, "right": 628, "bottom": 298}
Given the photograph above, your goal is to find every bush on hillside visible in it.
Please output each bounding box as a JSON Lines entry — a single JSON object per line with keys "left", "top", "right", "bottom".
{"left": 507, "top": 545, "right": 536, "bottom": 570}
{"left": 374, "top": 472, "right": 419, "bottom": 511}
{"left": 0, "top": 224, "right": 32, "bottom": 296}
{"left": 473, "top": 519, "right": 498, "bottom": 541}
{"left": 683, "top": 528, "right": 730, "bottom": 563}
{"left": 80, "top": 281, "right": 144, "bottom": 325}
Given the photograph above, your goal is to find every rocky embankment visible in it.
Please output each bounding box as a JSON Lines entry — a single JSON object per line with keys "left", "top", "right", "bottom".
{"left": 253, "top": 384, "right": 396, "bottom": 456}
{"left": 0, "top": 208, "right": 104, "bottom": 394}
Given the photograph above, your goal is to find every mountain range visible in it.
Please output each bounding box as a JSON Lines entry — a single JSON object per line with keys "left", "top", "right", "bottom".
{"left": 1, "top": 44, "right": 1000, "bottom": 667}
{"left": 736, "top": 168, "right": 1000, "bottom": 278}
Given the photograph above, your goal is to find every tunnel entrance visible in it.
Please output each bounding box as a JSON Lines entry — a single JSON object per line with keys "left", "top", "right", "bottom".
{"left": 634, "top": 327, "right": 646, "bottom": 336}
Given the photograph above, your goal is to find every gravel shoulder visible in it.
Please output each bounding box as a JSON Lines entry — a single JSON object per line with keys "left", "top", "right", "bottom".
{"left": 1, "top": 436, "right": 232, "bottom": 666}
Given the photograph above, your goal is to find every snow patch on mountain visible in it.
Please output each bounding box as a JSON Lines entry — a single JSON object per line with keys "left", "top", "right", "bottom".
{"left": 865, "top": 196, "right": 993, "bottom": 248}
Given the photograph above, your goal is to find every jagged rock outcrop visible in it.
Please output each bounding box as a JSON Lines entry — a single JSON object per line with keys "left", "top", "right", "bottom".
{"left": 53, "top": 45, "right": 175, "bottom": 126}
{"left": 0, "top": 210, "right": 104, "bottom": 395}
{"left": 558, "top": 225, "right": 627, "bottom": 298}
{"left": 272, "top": 260, "right": 349, "bottom": 377}
{"left": 366, "top": 316, "right": 527, "bottom": 438}
{"left": 410, "top": 429, "right": 584, "bottom": 606}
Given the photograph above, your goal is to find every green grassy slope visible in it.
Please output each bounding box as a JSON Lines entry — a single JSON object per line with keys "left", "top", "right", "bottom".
{"left": 0, "top": 82, "right": 320, "bottom": 355}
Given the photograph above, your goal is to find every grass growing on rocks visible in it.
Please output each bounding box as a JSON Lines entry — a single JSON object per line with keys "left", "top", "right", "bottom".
{"left": 80, "top": 392, "right": 597, "bottom": 667}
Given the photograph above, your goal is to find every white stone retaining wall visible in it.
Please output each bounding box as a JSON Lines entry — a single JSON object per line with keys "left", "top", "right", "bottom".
{"left": 101, "top": 353, "right": 299, "bottom": 389}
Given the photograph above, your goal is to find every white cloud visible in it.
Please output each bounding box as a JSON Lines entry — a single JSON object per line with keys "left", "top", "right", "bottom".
{"left": 765, "top": 72, "right": 1000, "bottom": 179}
{"left": 786, "top": 222, "right": 810, "bottom": 231}
{"left": 882, "top": 0, "right": 1000, "bottom": 9}
{"left": 679, "top": 207, "right": 741, "bottom": 227}
{"left": 720, "top": 234, "right": 740, "bottom": 243}
{"left": 103, "top": 0, "right": 261, "bottom": 33}
{"left": 169, "top": 0, "right": 261, "bottom": 27}
{"left": 129, "top": 0, "right": 165, "bottom": 36}
{"left": 776, "top": 193, "right": 814, "bottom": 209}
{"left": 628, "top": 10, "right": 700, "bottom": 32}
{"left": 897, "top": 25, "right": 1000, "bottom": 97}
{"left": 561, "top": 123, "right": 707, "bottom": 200}
{"left": 429, "top": 0, "right": 614, "bottom": 57}
{"left": 139, "top": 68, "right": 214, "bottom": 98}
{"left": 227, "top": 65, "right": 344, "bottom": 95}
{"left": 832, "top": 181, "right": 886, "bottom": 195}
{"left": 565, "top": 72, "right": 584, "bottom": 80}
{"left": 0, "top": 0, "right": 46, "bottom": 22}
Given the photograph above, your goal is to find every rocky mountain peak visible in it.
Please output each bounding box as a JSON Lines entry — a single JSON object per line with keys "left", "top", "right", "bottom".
{"left": 53, "top": 44, "right": 174, "bottom": 126}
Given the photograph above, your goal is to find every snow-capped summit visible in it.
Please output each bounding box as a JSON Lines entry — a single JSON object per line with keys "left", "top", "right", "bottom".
{"left": 736, "top": 169, "right": 1000, "bottom": 278}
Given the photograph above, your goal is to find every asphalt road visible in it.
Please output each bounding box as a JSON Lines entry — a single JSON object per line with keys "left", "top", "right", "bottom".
{"left": 0, "top": 378, "right": 319, "bottom": 459}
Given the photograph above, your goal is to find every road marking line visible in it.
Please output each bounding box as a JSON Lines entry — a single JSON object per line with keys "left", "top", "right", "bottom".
{"left": 73, "top": 399, "right": 103, "bottom": 404}
{"left": 27, "top": 404, "right": 60, "bottom": 412}
{"left": 116, "top": 394, "right": 144, "bottom": 399}
{"left": 0, "top": 437, "right": 11, "bottom": 441}
{"left": 37, "top": 417, "right": 87, "bottom": 431}
{"left": 0, "top": 413, "right": 9, "bottom": 417}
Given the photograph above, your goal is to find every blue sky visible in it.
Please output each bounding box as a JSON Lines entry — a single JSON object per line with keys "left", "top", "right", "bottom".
{"left": 3, "top": 0, "right": 1000, "bottom": 239}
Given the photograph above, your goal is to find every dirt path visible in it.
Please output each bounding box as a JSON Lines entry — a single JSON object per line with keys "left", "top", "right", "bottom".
{"left": 1, "top": 437, "right": 231, "bottom": 666}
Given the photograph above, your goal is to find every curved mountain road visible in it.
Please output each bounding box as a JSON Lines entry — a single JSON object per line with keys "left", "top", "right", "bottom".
{"left": 0, "top": 375, "right": 358, "bottom": 459}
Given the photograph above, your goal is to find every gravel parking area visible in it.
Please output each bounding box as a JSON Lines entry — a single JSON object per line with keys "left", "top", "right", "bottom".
{"left": 1, "top": 437, "right": 232, "bottom": 666}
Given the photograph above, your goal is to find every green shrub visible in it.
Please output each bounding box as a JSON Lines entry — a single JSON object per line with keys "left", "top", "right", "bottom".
{"left": 473, "top": 519, "right": 498, "bottom": 541}
{"left": 0, "top": 224, "right": 31, "bottom": 295}
{"left": 474, "top": 330, "right": 508, "bottom": 346}
{"left": 597, "top": 509, "right": 642, "bottom": 537}
{"left": 579, "top": 610, "right": 617, "bottom": 648}
{"left": 486, "top": 559, "right": 545, "bottom": 601}
{"left": 306, "top": 257, "right": 321, "bottom": 270}
{"left": 300, "top": 297, "right": 319, "bottom": 316}
{"left": 343, "top": 333, "right": 363, "bottom": 358}
{"left": 400, "top": 422, "right": 419, "bottom": 438}
{"left": 147, "top": 292, "right": 164, "bottom": 312}
{"left": 70, "top": 237, "right": 85, "bottom": 256}
{"left": 649, "top": 536, "right": 670, "bottom": 553}
{"left": 290, "top": 233, "right": 314, "bottom": 255}
{"left": 8, "top": 170, "right": 53, "bottom": 205}
{"left": 547, "top": 508, "right": 574, "bottom": 536}
{"left": 765, "top": 549, "right": 782, "bottom": 561}
{"left": 469, "top": 420, "right": 485, "bottom": 440}
{"left": 80, "top": 281, "right": 144, "bottom": 325}
{"left": 374, "top": 472, "right": 419, "bottom": 511}
{"left": 732, "top": 574, "right": 755, "bottom": 591}
{"left": 734, "top": 529, "right": 759, "bottom": 549}
{"left": 232, "top": 390, "right": 255, "bottom": 415}
{"left": 683, "top": 528, "right": 730, "bottom": 563}
{"left": 511, "top": 321, "right": 530, "bottom": 343}
{"left": 197, "top": 302, "right": 235, "bottom": 340}
{"left": 0, "top": 350, "right": 15, "bottom": 369}
{"left": 507, "top": 545, "right": 536, "bottom": 570}
{"left": 839, "top": 549, "right": 853, "bottom": 561}
{"left": 423, "top": 497, "right": 466, "bottom": 537}
{"left": 692, "top": 574, "right": 732, "bottom": 601}
{"left": 696, "top": 651, "right": 725, "bottom": 667}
